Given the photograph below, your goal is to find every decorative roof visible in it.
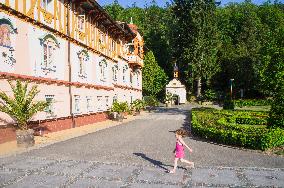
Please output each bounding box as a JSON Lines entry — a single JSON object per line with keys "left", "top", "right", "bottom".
{"left": 174, "top": 63, "right": 179, "bottom": 72}
{"left": 71, "top": 0, "right": 136, "bottom": 40}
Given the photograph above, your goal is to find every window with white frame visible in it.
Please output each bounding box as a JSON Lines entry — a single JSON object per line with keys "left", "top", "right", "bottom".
{"left": 113, "top": 95, "right": 117, "bottom": 103}
{"left": 99, "top": 59, "right": 107, "bottom": 82}
{"left": 86, "top": 96, "right": 92, "bottom": 113}
{"left": 136, "top": 70, "right": 140, "bottom": 87}
{"left": 74, "top": 95, "right": 81, "bottom": 114}
{"left": 111, "top": 40, "right": 116, "bottom": 52}
{"left": 130, "top": 72, "right": 133, "bottom": 84}
{"left": 40, "top": 34, "right": 59, "bottom": 73}
{"left": 97, "top": 96, "right": 103, "bottom": 112}
{"left": 112, "top": 65, "right": 118, "bottom": 82}
{"left": 44, "top": 95, "right": 55, "bottom": 117}
{"left": 122, "top": 65, "right": 128, "bottom": 83}
{"left": 78, "top": 14, "right": 85, "bottom": 32}
{"left": 77, "top": 50, "right": 89, "bottom": 78}
{"left": 41, "top": 0, "right": 53, "bottom": 11}
{"left": 99, "top": 29, "right": 105, "bottom": 48}
{"left": 105, "top": 96, "right": 109, "bottom": 110}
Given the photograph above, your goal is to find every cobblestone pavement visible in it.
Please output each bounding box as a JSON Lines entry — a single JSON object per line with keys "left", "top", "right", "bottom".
{"left": 0, "top": 105, "right": 284, "bottom": 187}
{"left": 1, "top": 156, "right": 284, "bottom": 187}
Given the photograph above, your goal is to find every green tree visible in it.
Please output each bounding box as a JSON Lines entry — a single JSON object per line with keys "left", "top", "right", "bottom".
{"left": 103, "top": 0, "right": 124, "bottom": 21}
{"left": 171, "top": 0, "right": 220, "bottom": 96}
{"left": 142, "top": 51, "right": 169, "bottom": 97}
{"left": 0, "top": 80, "right": 49, "bottom": 130}
{"left": 214, "top": 2, "right": 264, "bottom": 97}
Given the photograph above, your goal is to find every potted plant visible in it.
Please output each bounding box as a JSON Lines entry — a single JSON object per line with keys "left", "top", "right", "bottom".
{"left": 144, "top": 96, "right": 158, "bottom": 112}
{"left": 131, "top": 99, "right": 145, "bottom": 115}
{"left": 165, "top": 92, "right": 173, "bottom": 107}
{"left": 0, "top": 80, "right": 49, "bottom": 147}
{"left": 110, "top": 101, "right": 129, "bottom": 122}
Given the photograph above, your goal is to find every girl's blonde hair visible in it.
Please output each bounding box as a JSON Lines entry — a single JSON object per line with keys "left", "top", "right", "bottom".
{"left": 175, "top": 128, "right": 190, "bottom": 137}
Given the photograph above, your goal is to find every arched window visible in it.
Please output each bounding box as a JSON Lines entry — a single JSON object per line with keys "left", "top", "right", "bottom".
{"left": 77, "top": 50, "right": 89, "bottom": 78}
{"left": 0, "top": 24, "right": 12, "bottom": 47}
{"left": 122, "top": 65, "right": 129, "bottom": 83}
{"left": 0, "top": 19, "right": 16, "bottom": 48}
{"left": 112, "top": 64, "right": 118, "bottom": 82}
{"left": 99, "top": 59, "right": 108, "bottom": 81}
{"left": 40, "top": 34, "right": 59, "bottom": 73}
{"left": 0, "top": 19, "right": 17, "bottom": 67}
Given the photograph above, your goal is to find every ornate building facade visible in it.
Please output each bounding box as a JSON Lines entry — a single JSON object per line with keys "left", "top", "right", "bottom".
{"left": 0, "top": 0, "right": 144, "bottom": 143}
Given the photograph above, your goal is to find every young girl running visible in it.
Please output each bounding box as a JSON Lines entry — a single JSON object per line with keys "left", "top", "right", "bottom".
{"left": 169, "top": 129, "right": 194, "bottom": 173}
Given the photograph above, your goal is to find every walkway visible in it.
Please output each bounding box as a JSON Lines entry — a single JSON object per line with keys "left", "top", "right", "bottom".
{"left": 0, "top": 105, "right": 283, "bottom": 187}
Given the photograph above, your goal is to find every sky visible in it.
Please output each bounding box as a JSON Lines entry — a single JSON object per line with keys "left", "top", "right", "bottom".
{"left": 98, "top": 0, "right": 270, "bottom": 8}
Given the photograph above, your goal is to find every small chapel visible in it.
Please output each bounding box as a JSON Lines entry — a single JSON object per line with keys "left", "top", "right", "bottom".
{"left": 165, "top": 64, "right": 187, "bottom": 104}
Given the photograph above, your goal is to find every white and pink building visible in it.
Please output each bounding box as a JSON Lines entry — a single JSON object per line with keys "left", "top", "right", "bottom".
{"left": 0, "top": 0, "right": 144, "bottom": 144}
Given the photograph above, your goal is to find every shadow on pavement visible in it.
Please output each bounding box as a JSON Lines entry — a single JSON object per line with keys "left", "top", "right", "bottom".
{"left": 133, "top": 153, "right": 173, "bottom": 171}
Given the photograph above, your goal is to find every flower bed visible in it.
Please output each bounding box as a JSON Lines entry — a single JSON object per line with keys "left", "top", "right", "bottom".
{"left": 191, "top": 108, "right": 284, "bottom": 150}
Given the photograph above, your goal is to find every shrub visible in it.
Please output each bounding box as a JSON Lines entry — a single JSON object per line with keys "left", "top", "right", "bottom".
{"left": 268, "top": 91, "right": 284, "bottom": 128}
{"left": 191, "top": 108, "right": 284, "bottom": 150}
{"left": 223, "top": 99, "right": 235, "bottom": 110}
{"left": 234, "top": 99, "right": 272, "bottom": 107}
{"left": 203, "top": 89, "right": 217, "bottom": 101}
{"left": 111, "top": 101, "right": 129, "bottom": 113}
{"left": 131, "top": 99, "right": 145, "bottom": 112}
{"left": 144, "top": 96, "right": 158, "bottom": 107}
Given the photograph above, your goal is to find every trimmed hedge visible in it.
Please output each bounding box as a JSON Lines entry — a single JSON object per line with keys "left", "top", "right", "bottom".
{"left": 223, "top": 99, "right": 235, "bottom": 110}
{"left": 268, "top": 91, "right": 284, "bottom": 129}
{"left": 234, "top": 99, "right": 272, "bottom": 107}
{"left": 191, "top": 108, "right": 284, "bottom": 150}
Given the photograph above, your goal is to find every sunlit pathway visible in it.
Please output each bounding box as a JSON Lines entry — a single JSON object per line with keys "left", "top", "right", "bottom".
{"left": 1, "top": 105, "right": 284, "bottom": 187}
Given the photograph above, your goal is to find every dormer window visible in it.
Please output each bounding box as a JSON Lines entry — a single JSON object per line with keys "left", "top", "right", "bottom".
{"left": 78, "top": 14, "right": 85, "bottom": 32}
{"left": 111, "top": 40, "right": 116, "bottom": 52}
{"left": 41, "top": 0, "right": 52, "bottom": 11}
{"left": 128, "top": 44, "right": 134, "bottom": 54}
{"left": 99, "top": 30, "right": 105, "bottom": 45}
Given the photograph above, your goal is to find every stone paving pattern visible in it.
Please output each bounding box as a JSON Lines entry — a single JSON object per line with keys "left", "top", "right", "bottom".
{"left": 1, "top": 156, "right": 284, "bottom": 187}
{"left": 0, "top": 105, "right": 284, "bottom": 187}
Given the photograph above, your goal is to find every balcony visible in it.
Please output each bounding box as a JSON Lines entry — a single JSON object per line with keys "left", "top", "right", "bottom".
{"left": 127, "top": 54, "right": 143, "bottom": 67}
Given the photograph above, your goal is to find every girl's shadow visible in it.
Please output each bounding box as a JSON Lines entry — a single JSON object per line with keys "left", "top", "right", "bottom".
{"left": 133, "top": 153, "right": 186, "bottom": 171}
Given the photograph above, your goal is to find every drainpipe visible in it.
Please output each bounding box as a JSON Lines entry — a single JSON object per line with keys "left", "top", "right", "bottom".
{"left": 67, "top": 1, "right": 75, "bottom": 128}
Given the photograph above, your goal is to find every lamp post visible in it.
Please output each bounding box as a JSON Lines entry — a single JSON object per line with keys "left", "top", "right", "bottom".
{"left": 230, "top": 79, "right": 234, "bottom": 100}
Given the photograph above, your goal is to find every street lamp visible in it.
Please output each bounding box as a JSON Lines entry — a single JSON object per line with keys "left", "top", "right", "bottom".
{"left": 230, "top": 79, "right": 234, "bottom": 100}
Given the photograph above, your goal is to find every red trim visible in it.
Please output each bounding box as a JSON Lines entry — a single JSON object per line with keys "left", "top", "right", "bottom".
{"left": 113, "top": 84, "right": 142, "bottom": 92}
{"left": 0, "top": 72, "right": 114, "bottom": 91}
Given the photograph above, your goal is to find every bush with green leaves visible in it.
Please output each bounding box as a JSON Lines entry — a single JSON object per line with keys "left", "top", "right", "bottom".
{"left": 144, "top": 96, "right": 158, "bottom": 107}
{"left": 131, "top": 99, "right": 145, "bottom": 112}
{"left": 0, "top": 80, "right": 49, "bottom": 130}
{"left": 268, "top": 90, "right": 284, "bottom": 129}
{"left": 164, "top": 92, "right": 173, "bottom": 103}
{"left": 234, "top": 99, "right": 272, "bottom": 107}
{"left": 110, "top": 101, "right": 129, "bottom": 113}
{"left": 203, "top": 89, "right": 217, "bottom": 102}
{"left": 223, "top": 99, "right": 235, "bottom": 110}
{"left": 191, "top": 108, "right": 284, "bottom": 150}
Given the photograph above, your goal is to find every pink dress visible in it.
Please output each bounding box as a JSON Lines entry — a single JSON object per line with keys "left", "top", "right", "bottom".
{"left": 175, "top": 140, "right": 185, "bottom": 158}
